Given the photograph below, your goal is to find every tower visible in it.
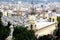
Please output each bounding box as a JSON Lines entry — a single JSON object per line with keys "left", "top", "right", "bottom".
{"left": 48, "top": 10, "right": 57, "bottom": 22}
{"left": 51, "top": 10, "right": 57, "bottom": 22}
{"left": 28, "top": 1, "right": 37, "bottom": 30}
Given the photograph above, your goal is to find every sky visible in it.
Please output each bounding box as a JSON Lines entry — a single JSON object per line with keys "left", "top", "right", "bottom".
{"left": 0, "top": 0, "right": 60, "bottom": 3}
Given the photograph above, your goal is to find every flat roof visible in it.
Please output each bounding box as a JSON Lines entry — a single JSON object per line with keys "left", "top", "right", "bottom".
{"left": 36, "top": 22, "right": 57, "bottom": 29}
{"left": 56, "top": 14, "right": 60, "bottom": 17}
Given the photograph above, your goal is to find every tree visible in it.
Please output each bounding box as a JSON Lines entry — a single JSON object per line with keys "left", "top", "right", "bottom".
{"left": 57, "top": 17, "right": 60, "bottom": 26}
{"left": 38, "top": 35, "right": 52, "bottom": 40}
{"left": 57, "top": 38, "right": 60, "bottom": 40}
{"left": 0, "top": 12, "right": 3, "bottom": 18}
{"left": 0, "top": 12, "right": 3, "bottom": 25}
{"left": 0, "top": 19, "right": 10, "bottom": 40}
{"left": 0, "top": 20, "right": 10, "bottom": 40}
{"left": 0, "top": 11, "right": 10, "bottom": 40}
{"left": 13, "top": 26, "right": 37, "bottom": 40}
{"left": 0, "top": 26, "right": 10, "bottom": 40}
{"left": 53, "top": 29, "right": 60, "bottom": 40}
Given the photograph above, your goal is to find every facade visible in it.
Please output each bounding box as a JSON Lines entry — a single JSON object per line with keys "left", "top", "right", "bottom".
{"left": 35, "top": 22, "right": 58, "bottom": 38}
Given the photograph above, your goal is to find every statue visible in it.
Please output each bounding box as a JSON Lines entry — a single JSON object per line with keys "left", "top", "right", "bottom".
{"left": 5, "top": 25, "right": 14, "bottom": 40}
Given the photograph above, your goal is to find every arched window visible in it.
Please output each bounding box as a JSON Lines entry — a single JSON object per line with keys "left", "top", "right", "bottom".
{"left": 49, "top": 18, "right": 51, "bottom": 22}
{"left": 30, "top": 24, "right": 33, "bottom": 30}
{"left": 53, "top": 19, "right": 54, "bottom": 22}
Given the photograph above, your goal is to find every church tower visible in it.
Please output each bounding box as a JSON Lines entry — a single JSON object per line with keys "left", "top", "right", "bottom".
{"left": 28, "top": 1, "right": 37, "bottom": 30}
{"left": 51, "top": 9, "right": 57, "bottom": 22}
{"left": 48, "top": 10, "right": 57, "bottom": 22}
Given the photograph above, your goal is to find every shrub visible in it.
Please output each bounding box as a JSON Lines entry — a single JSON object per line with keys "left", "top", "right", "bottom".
{"left": 38, "top": 35, "right": 52, "bottom": 40}
{"left": 53, "top": 29, "right": 60, "bottom": 40}
{"left": 57, "top": 17, "right": 60, "bottom": 26}
{"left": 13, "top": 26, "right": 37, "bottom": 40}
{"left": 0, "top": 21, "right": 10, "bottom": 40}
{"left": 0, "top": 12, "right": 2, "bottom": 18}
{"left": 0, "top": 26, "right": 10, "bottom": 40}
{"left": 0, "top": 13, "right": 10, "bottom": 40}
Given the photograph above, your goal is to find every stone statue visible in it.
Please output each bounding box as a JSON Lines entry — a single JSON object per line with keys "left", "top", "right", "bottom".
{"left": 5, "top": 25, "right": 14, "bottom": 40}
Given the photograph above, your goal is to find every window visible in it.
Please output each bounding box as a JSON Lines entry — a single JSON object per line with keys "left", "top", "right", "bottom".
{"left": 30, "top": 24, "right": 33, "bottom": 30}
{"left": 53, "top": 19, "right": 54, "bottom": 22}
{"left": 49, "top": 18, "right": 51, "bottom": 22}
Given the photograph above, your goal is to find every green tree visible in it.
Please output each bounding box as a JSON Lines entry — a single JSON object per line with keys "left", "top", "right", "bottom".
{"left": 38, "top": 35, "right": 52, "bottom": 40}
{"left": 0, "top": 26, "right": 10, "bottom": 40}
{"left": 0, "top": 12, "right": 2, "bottom": 18}
{"left": 53, "top": 29, "right": 60, "bottom": 40}
{"left": 0, "top": 11, "right": 10, "bottom": 40}
{"left": 0, "top": 20, "right": 10, "bottom": 40}
{"left": 13, "top": 26, "right": 37, "bottom": 40}
{"left": 57, "top": 38, "right": 60, "bottom": 40}
{"left": 0, "top": 12, "right": 3, "bottom": 24}
{"left": 57, "top": 17, "right": 60, "bottom": 26}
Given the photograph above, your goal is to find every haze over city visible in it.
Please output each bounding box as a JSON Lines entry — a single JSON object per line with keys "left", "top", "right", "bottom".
{"left": 0, "top": 0, "right": 60, "bottom": 4}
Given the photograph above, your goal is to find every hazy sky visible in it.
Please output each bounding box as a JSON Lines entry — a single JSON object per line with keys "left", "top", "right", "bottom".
{"left": 0, "top": 0, "right": 60, "bottom": 3}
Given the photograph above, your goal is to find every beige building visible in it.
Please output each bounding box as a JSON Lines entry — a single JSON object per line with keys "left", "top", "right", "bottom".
{"left": 27, "top": 9, "right": 58, "bottom": 38}
{"left": 35, "top": 22, "right": 58, "bottom": 38}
